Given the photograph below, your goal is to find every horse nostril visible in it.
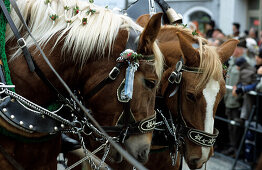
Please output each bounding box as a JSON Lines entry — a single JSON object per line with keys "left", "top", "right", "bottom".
{"left": 137, "top": 145, "right": 150, "bottom": 163}
{"left": 189, "top": 158, "right": 200, "bottom": 166}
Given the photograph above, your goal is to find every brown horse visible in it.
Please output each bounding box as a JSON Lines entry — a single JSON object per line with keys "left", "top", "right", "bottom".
{"left": 0, "top": 1, "right": 164, "bottom": 169}
{"left": 137, "top": 15, "right": 237, "bottom": 170}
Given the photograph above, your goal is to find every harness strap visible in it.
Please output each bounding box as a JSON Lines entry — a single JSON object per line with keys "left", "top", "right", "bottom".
{"left": 0, "top": 60, "right": 6, "bottom": 84}
{"left": 102, "top": 116, "right": 156, "bottom": 135}
{"left": 0, "top": 0, "right": 35, "bottom": 72}
{"left": 0, "top": 144, "right": 24, "bottom": 170}
{"left": 85, "top": 63, "right": 123, "bottom": 99}
{"left": 32, "top": 60, "right": 68, "bottom": 103}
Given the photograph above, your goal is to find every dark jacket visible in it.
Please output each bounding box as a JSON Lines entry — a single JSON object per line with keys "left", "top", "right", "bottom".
{"left": 237, "top": 62, "right": 256, "bottom": 86}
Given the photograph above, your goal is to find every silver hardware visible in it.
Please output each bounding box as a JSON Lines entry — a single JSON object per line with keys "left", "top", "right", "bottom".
{"left": 176, "top": 61, "right": 183, "bottom": 72}
{"left": 17, "top": 38, "right": 27, "bottom": 48}
{"left": 0, "top": 84, "right": 15, "bottom": 89}
{"left": 108, "top": 67, "right": 120, "bottom": 80}
{"left": 10, "top": 115, "right": 15, "bottom": 119}
{"left": 61, "top": 124, "right": 65, "bottom": 128}
{"left": 149, "top": 0, "right": 156, "bottom": 15}
{"left": 29, "top": 125, "right": 33, "bottom": 129}
{"left": 3, "top": 108, "right": 7, "bottom": 112}
{"left": 54, "top": 126, "right": 58, "bottom": 131}
{"left": 42, "top": 115, "right": 45, "bottom": 118}
{"left": 71, "top": 114, "right": 74, "bottom": 117}
{"left": 19, "top": 121, "right": 24, "bottom": 125}
{"left": 166, "top": 8, "right": 183, "bottom": 24}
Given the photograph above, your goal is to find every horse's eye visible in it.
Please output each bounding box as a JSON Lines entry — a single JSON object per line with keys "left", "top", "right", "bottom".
{"left": 186, "top": 92, "right": 196, "bottom": 102}
{"left": 144, "top": 79, "right": 156, "bottom": 89}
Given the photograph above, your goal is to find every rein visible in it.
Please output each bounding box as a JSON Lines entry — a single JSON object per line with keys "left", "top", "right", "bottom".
{"left": 153, "top": 56, "right": 219, "bottom": 167}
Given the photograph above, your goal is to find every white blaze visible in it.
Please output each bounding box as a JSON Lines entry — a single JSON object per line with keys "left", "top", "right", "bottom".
{"left": 201, "top": 78, "right": 220, "bottom": 161}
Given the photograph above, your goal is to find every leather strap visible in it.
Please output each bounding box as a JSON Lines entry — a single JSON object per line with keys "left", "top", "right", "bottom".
{"left": 32, "top": 60, "right": 68, "bottom": 103}
{"left": 0, "top": 144, "right": 24, "bottom": 170}
{"left": 0, "top": 64, "right": 6, "bottom": 84}
{"left": 85, "top": 63, "right": 123, "bottom": 99}
{"left": 0, "top": 0, "right": 35, "bottom": 72}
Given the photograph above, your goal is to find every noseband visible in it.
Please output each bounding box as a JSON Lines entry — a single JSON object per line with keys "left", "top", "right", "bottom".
{"left": 153, "top": 56, "right": 219, "bottom": 166}
{"left": 85, "top": 29, "right": 156, "bottom": 143}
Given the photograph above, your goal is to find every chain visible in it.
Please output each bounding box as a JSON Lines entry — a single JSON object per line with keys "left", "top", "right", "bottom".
{"left": 97, "top": 143, "right": 110, "bottom": 169}
{"left": 157, "top": 109, "right": 182, "bottom": 167}
{"left": 66, "top": 120, "right": 113, "bottom": 170}
{"left": 3, "top": 88, "right": 74, "bottom": 126}
{"left": 157, "top": 109, "right": 175, "bottom": 137}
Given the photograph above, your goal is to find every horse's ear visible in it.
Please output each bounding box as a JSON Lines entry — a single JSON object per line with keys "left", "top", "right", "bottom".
{"left": 136, "top": 14, "right": 151, "bottom": 27}
{"left": 217, "top": 39, "right": 239, "bottom": 63}
{"left": 137, "top": 13, "right": 162, "bottom": 54}
{"left": 176, "top": 32, "right": 199, "bottom": 65}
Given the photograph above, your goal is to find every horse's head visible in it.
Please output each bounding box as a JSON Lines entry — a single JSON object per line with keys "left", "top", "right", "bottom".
{"left": 79, "top": 12, "right": 163, "bottom": 163}
{"left": 158, "top": 26, "right": 238, "bottom": 168}
{"left": 6, "top": 1, "right": 163, "bottom": 165}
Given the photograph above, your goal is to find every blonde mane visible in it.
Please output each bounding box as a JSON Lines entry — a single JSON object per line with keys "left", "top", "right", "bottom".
{"left": 5, "top": 0, "right": 163, "bottom": 78}
{"left": 197, "top": 39, "right": 223, "bottom": 90}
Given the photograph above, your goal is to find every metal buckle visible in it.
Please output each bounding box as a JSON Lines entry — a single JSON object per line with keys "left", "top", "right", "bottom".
{"left": 168, "top": 71, "right": 177, "bottom": 84}
{"left": 168, "top": 71, "right": 182, "bottom": 84}
{"left": 109, "top": 67, "right": 120, "bottom": 80}
{"left": 17, "top": 38, "right": 27, "bottom": 49}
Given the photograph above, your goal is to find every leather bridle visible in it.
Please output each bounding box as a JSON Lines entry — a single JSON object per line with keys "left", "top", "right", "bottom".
{"left": 85, "top": 29, "right": 157, "bottom": 143}
{"left": 153, "top": 56, "right": 219, "bottom": 166}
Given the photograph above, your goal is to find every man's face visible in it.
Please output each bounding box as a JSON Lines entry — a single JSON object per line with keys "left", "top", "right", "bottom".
{"left": 233, "top": 47, "right": 243, "bottom": 57}
{"left": 205, "top": 24, "right": 212, "bottom": 30}
{"left": 255, "top": 55, "right": 262, "bottom": 65}
{"left": 233, "top": 25, "right": 237, "bottom": 33}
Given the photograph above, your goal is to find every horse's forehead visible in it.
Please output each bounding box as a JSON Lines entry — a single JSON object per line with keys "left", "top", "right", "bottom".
{"left": 183, "top": 73, "right": 200, "bottom": 91}
{"left": 138, "top": 62, "right": 158, "bottom": 78}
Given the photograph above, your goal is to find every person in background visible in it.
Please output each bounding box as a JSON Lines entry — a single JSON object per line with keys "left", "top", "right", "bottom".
{"left": 246, "top": 37, "right": 259, "bottom": 66}
{"left": 232, "top": 57, "right": 256, "bottom": 120}
{"left": 205, "top": 20, "right": 215, "bottom": 39}
{"left": 234, "top": 48, "right": 262, "bottom": 94}
{"left": 258, "top": 31, "right": 262, "bottom": 48}
{"left": 223, "top": 39, "right": 246, "bottom": 157}
{"left": 232, "top": 48, "right": 262, "bottom": 163}
{"left": 256, "top": 51, "right": 262, "bottom": 92}
{"left": 248, "top": 27, "right": 258, "bottom": 43}
{"left": 233, "top": 22, "right": 241, "bottom": 39}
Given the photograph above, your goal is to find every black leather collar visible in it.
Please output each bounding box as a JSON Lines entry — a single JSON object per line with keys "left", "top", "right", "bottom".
{"left": 0, "top": 96, "right": 72, "bottom": 133}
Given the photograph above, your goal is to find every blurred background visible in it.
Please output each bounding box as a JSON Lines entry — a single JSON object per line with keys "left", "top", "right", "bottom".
{"left": 93, "top": 0, "right": 262, "bottom": 37}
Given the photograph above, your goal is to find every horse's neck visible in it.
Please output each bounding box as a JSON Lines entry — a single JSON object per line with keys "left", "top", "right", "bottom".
{"left": 5, "top": 39, "right": 78, "bottom": 106}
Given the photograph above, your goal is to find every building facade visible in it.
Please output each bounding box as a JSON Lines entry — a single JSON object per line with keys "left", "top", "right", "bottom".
{"left": 93, "top": 0, "right": 261, "bottom": 37}
{"left": 165, "top": 0, "right": 261, "bottom": 36}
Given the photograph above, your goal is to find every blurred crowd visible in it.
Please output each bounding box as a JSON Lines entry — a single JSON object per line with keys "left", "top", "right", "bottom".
{"left": 191, "top": 20, "right": 262, "bottom": 165}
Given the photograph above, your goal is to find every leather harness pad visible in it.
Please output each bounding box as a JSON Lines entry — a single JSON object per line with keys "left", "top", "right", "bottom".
{"left": 0, "top": 96, "right": 70, "bottom": 133}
